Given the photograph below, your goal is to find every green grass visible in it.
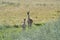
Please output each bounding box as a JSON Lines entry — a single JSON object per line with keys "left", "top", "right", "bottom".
{"left": 0, "top": 1, "right": 59, "bottom": 40}
{"left": 0, "top": 19, "right": 60, "bottom": 40}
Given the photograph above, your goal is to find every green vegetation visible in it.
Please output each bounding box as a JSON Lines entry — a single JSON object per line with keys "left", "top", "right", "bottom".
{"left": 0, "top": 19, "right": 60, "bottom": 40}
{"left": 0, "top": 0, "right": 60, "bottom": 40}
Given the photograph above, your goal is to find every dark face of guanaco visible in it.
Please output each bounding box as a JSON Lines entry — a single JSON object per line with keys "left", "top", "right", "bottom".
{"left": 27, "top": 12, "right": 29, "bottom": 15}
{"left": 24, "top": 19, "right": 26, "bottom": 23}
{"left": 27, "top": 12, "right": 30, "bottom": 19}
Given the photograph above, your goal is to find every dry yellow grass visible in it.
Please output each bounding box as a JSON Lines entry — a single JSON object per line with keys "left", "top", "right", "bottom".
{"left": 0, "top": 0, "right": 59, "bottom": 25}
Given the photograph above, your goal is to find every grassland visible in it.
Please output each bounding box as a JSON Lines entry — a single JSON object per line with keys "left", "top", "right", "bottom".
{"left": 0, "top": 0, "right": 60, "bottom": 40}
{"left": 0, "top": 18, "right": 60, "bottom": 40}
{"left": 0, "top": 0, "right": 60, "bottom": 25}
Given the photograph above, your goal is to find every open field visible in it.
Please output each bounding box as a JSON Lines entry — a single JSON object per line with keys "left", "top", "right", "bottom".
{"left": 0, "top": 0, "right": 60, "bottom": 40}
{"left": 0, "top": 0, "right": 60, "bottom": 25}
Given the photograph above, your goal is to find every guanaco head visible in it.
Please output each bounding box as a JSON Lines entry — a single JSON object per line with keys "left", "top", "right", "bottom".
{"left": 24, "top": 19, "right": 26, "bottom": 21}
{"left": 27, "top": 11, "right": 30, "bottom": 15}
{"left": 27, "top": 11, "right": 30, "bottom": 19}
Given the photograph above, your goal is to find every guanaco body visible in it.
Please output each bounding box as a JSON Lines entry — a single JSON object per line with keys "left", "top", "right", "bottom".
{"left": 27, "top": 11, "right": 33, "bottom": 27}
{"left": 22, "top": 19, "right": 26, "bottom": 30}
